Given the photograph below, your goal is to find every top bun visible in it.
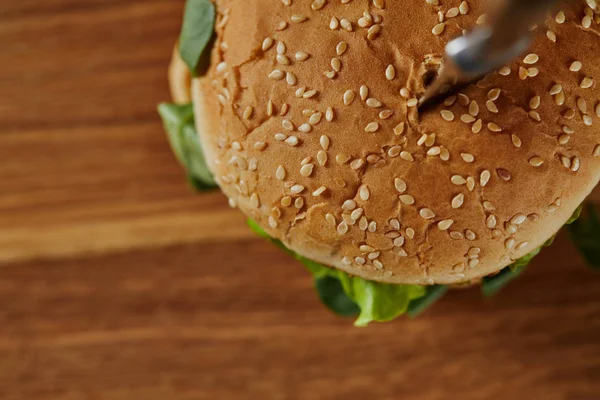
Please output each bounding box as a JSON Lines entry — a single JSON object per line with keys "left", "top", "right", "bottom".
{"left": 191, "top": 0, "right": 600, "bottom": 285}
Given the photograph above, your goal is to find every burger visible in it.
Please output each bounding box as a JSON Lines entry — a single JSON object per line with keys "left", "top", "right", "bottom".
{"left": 159, "top": 0, "right": 600, "bottom": 325}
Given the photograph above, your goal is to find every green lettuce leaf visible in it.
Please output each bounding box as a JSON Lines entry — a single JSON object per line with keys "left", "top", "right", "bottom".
{"left": 482, "top": 205, "right": 584, "bottom": 296}
{"left": 179, "top": 0, "right": 216, "bottom": 76}
{"left": 569, "top": 203, "right": 600, "bottom": 269}
{"left": 407, "top": 285, "right": 448, "bottom": 317}
{"left": 157, "top": 102, "right": 217, "bottom": 191}
{"left": 247, "top": 219, "right": 426, "bottom": 326}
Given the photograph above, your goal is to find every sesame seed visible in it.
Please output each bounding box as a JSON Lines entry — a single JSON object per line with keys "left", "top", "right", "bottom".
{"left": 466, "top": 177, "right": 475, "bottom": 192}
{"left": 281, "top": 196, "right": 292, "bottom": 207}
{"left": 290, "top": 185, "right": 305, "bottom": 194}
{"left": 571, "top": 156, "right": 581, "bottom": 172}
{"left": 337, "top": 221, "right": 348, "bottom": 235}
{"left": 546, "top": 30, "right": 557, "bottom": 42}
{"left": 295, "top": 51, "right": 309, "bottom": 61}
{"left": 404, "top": 98, "right": 417, "bottom": 108}
{"left": 350, "top": 159, "right": 365, "bottom": 170}
{"left": 379, "top": 109, "right": 393, "bottom": 119}
{"left": 593, "top": 145, "right": 600, "bottom": 157}
{"left": 516, "top": 242, "right": 529, "bottom": 251}
{"left": 452, "top": 193, "right": 465, "bottom": 209}
{"left": 451, "top": 175, "right": 467, "bottom": 185}
{"left": 394, "top": 178, "right": 407, "bottom": 193}
{"left": 427, "top": 146, "right": 441, "bottom": 156}
{"left": 366, "top": 98, "right": 382, "bottom": 108}
{"left": 446, "top": 7, "right": 459, "bottom": 18}
{"left": 486, "top": 214, "right": 497, "bottom": 228}
{"left": 317, "top": 151, "right": 327, "bottom": 166}
{"left": 499, "top": 66, "right": 511, "bottom": 76}
{"left": 269, "top": 70, "right": 284, "bottom": 80}
{"left": 596, "top": 103, "right": 600, "bottom": 117}
{"left": 461, "top": 114, "right": 476, "bottom": 123}
{"left": 329, "top": 16, "right": 339, "bottom": 30}
{"left": 243, "top": 106, "right": 254, "bottom": 120}
{"left": 529, "top": 111, "right": 541, "bottom": 121}
{"left": 469, "top": 101, "right": 480, "bottom": 116}
{"left": 570, "top": 61, "right": 583, "bottom": 72}
{"left": 286, "top": 72, "right": 297, "bottom": 85}
{"left": 450, "top": 231, "right": 464, "bottom": 240}
{"left": 276, "top": 41, "right": 286, "bottom": 55}
{"left": 511, "top": 134, "right": 522, "bottom": 148}
{"left": 550, "top": 84, "right": 563, "bottom": 94}
{"left": 285, "top": 136, "right": 299, "bottom": 146}
{"left": 555, "top": 11, "right": 566, "bottom": 23}
{"left": 486, "top": 100, "right": 499, "bottom": 113}
{"left": 465, "top": 230, "right": 477, "bottom": 241}
{"left": 300, "top": 164, "right": 314, "bottom": 177}
{"left": 359, "top": 185, "right": 370, "bottom": 201}
{"left": 399, "top": 194, "right": 415, "bottom": 205}
{"left": 558, "top": 134, "right": 570, "bottom": 145}
{"left": 290, "top": 14, "right": 308, "bottom": 23}
{"left": 388, "top": 146, "right": 402, "bottom": 157}
{"left": 276, "top": 165, "right": 286, "bottom": 181}
{"left": 336, "top": 41, "right": 348, "bottom": 56}
{"left": 309, "top": 112, "right": 323, "bottom": 126}
{"left": 583, "top": 115, "right": 593, "bottom": 126}
{"left": 400, "top": 151, "right": 414, "bottom": 162}
{"left": 438, "top": 219, "right": 454, "bottom": 231}
{"left": 583, "top": 15, "right": 592, "bottom": 28}
{"left": 365, "top": 122, "right": 380, "bottom": 132}
{"left": 555, "top": 91, "right": 566, "bottom": 106}
{"left": 343, "top": 90, "right": 355, "bottom": 105}
{"left": 385, "top": 65, "right": 396, "bottom": 80}
{"left": 340, "top": 18, "right": 353, "bottom": 31}
{"left": 326, "top": 107, "right": 334, "bottom": 121}
{"left": 351, "top": 208, "right": 364, "bottom": 220}
{"left": 487, "top": 88, "right": 501, "bottom": 101}
{"left": 480, "top": 170, "right": 491, "bottom": 187}
{"left": 262, "top": 37, "right": 274, "bottom": 51}
{"left": 505, "top": 238, "right": 516, "bottom": 250}
{"left": 331, "top": 57, "right": 342, "bottom": 72}
{"left": 461, "top": 153, "right": 475, "bottom": 163}
{"left": 394, "top": 123, "right": 405, "bottom": 135}
{"left": 268, "top": 216, "right": 278, "bottom": 228}
{"left": 488, "top": 122, "right": 502, "bottom": 132}
{"left": 530, "top": 96, "right": 541, "bottom": 109}
{"left": 581, "top": 77, "right": 594, "bottom": 89}
{"left": 367, "top": 24, "right": 381, "bottom": 40}
{"left": 518, "top": 66, "right": 528, "bottom": 80}
{"left": 298, "top": 123, "right": 312, "bottom": 133}
{"left": 472, "top": 119, "right": 483, "bottom": 133}
{"left": 523, "top": 53, "right": 539, "bottom": 64}
{"left": 419, "top": 208, "right": 436, "bottom": 220}
{"left": 336, "top": 153, "right": 351, "bottom": 164}
{"left": 440, "top": 110, "right": 455, "bottom": 121}
{"left": 303, "top": 89, "right": 318, "bottom": 98}
{"left": 280, "top": 103, "right": 289, "bottom": 116}
{"left": 511, "top": 214, "right": 527, "bottom": 225}
{"left": 311, "top": 0, "right": 326, "bottom": 10}
{"left": 274, "top": 133, "right": 287, "bottom": 141}
{"left": 459, "top": 1, "right": 469, "bottom": 14}
{"left": 432, "top": 23, "right": 446, "bottom": 35}
{"left": 312, "top": 186, "right": 327, "bottom": 196}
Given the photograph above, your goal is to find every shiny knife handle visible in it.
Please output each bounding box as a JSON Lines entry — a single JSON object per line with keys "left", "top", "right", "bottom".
{"left": 486, "top": 0, "right": 560, "bottom": 49}
{"left": 448, "top": 0, "right": 560, "bottom": 77}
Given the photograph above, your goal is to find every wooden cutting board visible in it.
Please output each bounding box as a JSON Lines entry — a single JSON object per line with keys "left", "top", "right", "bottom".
{"left": 0, "top": 1, "right": 599, "bottom": 399}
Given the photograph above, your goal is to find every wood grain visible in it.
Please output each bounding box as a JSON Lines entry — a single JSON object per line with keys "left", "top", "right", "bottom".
{"left": 0, "top": 1, "right": 599, "bottom": 399}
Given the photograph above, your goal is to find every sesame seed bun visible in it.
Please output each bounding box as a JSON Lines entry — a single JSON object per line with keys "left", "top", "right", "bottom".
{"left": 183, "top": 0, "right": 600, "bottom": 285}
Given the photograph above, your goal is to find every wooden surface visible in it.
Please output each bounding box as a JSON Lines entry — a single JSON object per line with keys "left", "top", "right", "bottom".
{"left": 1, "top": 1, "right": 599, "bottom": 399}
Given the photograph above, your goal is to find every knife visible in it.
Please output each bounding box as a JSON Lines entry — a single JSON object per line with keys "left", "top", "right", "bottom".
{"left": 419, "top": 0, "right": 561, "bottom": 110}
